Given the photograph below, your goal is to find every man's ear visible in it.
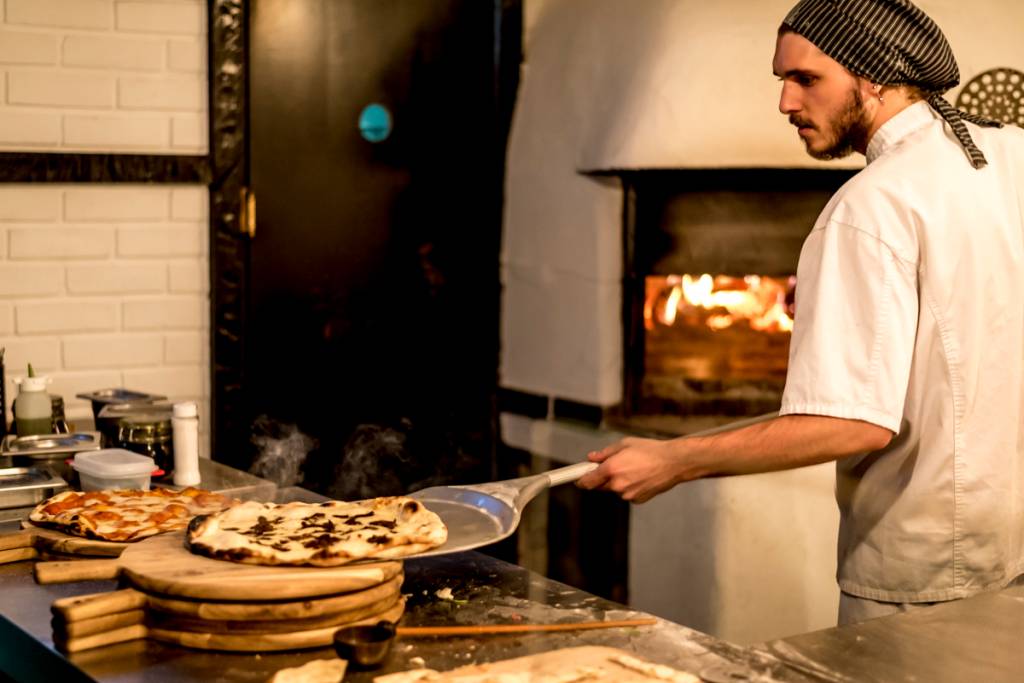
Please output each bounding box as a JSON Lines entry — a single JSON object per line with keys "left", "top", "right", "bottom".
{"left": 857, "top": 77, "right": 884, "bottom": 109}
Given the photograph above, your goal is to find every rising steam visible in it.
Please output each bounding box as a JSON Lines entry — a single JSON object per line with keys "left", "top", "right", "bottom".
{"left": 249, "top": 415, "right": 318, "bottom": 488}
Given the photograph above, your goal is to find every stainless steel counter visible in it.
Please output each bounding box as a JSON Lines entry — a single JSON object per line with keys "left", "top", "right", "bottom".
{"left": 0, "top": 549, "right": 819, "bottom": 683}
{"left": 758, "top": 585, "right": 1024, "bottom": 683}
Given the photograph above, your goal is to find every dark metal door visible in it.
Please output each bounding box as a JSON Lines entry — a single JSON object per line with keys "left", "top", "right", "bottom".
{"left": 236, "top": 0, "right": 519, "bottom": 495}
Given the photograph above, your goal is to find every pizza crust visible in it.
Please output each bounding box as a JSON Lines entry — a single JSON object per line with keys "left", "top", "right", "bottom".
{"left": 267, "top": 658, "right": 347, "bottom": 683}
{"left": 186, "top": 497, "right": 447, "bottom": 567}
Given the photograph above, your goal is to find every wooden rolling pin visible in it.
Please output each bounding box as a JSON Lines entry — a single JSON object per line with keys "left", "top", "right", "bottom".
{"left": 395, "top": 619, "right": 658, "bottom": 637}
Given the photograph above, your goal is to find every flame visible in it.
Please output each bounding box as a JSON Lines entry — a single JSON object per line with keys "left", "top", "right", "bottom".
{"left": 645, "top": 274, "right": 794, "bottom": 333}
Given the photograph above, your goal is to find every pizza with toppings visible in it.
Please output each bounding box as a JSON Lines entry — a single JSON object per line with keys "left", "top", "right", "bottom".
{"left": 185, "top": 497, "right": 448, "bottom": 567}
{"left": 29, "top": 488, "right": 238, "bottom": 543}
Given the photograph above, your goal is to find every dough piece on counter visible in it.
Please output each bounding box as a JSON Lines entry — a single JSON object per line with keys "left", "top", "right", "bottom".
{"left": 608, "top": 654, "right": 700, "bottom": 682}
{"left": 372, "top": 647, "right": 696, "bottom": 682}
{"left": 374, "top": 671, "right": 440, "bottom": 683}
{"left": 267, "top": 658, "right": 347, "bottom": 683}
{"left": 374, "top": 668, "right": 604, "bottom": 682}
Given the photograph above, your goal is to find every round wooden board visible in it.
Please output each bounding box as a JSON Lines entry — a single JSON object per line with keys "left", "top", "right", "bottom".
{"left": 145, "top": 572, "right": 404, "bottom": 620}
{"left": 119, "top": 532, "right": 403, "bottom": 601}
{"left": 150, "top": 591, "right": 401, "bottom": 634}
{"left": 21, "top": 521, "right": 127, "bottom": 557}
{"left": 147, "top": 598, "right": 405, "bottom": 651}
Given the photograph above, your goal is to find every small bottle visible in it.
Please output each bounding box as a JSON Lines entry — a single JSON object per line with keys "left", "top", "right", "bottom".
{"left": 14, "top": 375, "right": 52, "bottom": 437}
{"left": 171, "top": 401, "right": 201, "bottom": 487}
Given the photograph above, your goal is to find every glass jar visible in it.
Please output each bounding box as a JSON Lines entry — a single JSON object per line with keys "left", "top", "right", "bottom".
{"left": 98, "top": 402, "right": 172, "bottom": 447}
{"left": 117, "top": 412, "right": 174, "bottom": 477}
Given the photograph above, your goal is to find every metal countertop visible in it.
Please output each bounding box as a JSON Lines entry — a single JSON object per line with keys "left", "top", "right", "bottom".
{"left": 756, "top": 584, "right": 1024, "bottom": 683}
{"left": 0, "top": 549, "right": 819, "bottom": 683}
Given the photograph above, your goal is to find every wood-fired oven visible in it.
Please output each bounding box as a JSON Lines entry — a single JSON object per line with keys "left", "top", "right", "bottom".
{"left": 614, "top": 169, "right": 856, "bottom": 431}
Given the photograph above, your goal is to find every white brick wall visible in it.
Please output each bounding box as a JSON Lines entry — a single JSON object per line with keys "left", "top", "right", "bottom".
{"left": 0, "top": 185, "right": 211, "bottom": 457}
{"left": 0, "top": 0, "right": 207, "bottom": 154}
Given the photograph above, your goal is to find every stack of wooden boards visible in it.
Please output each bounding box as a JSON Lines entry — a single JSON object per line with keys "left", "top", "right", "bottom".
{"left": 0, "top": 522, "right": 127, "bottom": 564}
{"left": 37, "top": 532, "right": 405, "bottom": 653}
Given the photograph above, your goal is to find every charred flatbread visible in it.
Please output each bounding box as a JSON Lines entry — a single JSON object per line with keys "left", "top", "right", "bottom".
{"left": 185, "top": 497, "right": 447, "bottom": 567}
{"left": 29, "top": 488, "right": 237, "bottom": 543}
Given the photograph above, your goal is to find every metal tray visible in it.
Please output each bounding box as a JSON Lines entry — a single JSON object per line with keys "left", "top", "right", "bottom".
{"left": 0, "top": 466, "right": 68, "bottom": 509}
{"left": 1, "top": 432, "right": 102, "bottom": 458}
{"left": 77, "top": 388, "right": 167, "bottom": 419}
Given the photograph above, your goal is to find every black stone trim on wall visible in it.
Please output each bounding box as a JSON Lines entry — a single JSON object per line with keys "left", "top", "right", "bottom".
{"left": 497, "top": 387, "right": 607, "bottom": 428}
{"left": 552, "top": 398, "right": 605, "bottom": 428}
{"left": 497, "top": 388, "right": 550, "bottom": 420}
{"left": 0, "top": 153, "right": 209, "bottom": 183}
{"left": 208, "top": 0, "right": 248, "bottom": 467}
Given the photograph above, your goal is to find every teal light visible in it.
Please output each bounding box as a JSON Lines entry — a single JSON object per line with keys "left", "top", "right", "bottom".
{"left": 359, "top": 104, "right": 392, "bottom": 143}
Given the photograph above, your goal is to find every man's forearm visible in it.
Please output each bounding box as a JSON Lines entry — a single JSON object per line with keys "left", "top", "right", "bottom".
{"left": 679, "top": 414, "right": 893, "bottom": 480}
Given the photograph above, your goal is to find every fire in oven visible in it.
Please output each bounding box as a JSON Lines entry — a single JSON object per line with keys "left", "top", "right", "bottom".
{"left": 617, "top": 169, "right": 856, "bottom": 427}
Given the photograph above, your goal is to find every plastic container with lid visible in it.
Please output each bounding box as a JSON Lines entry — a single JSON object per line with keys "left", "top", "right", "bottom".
{"left": 72, "top": 448, "right": 155, "bottom": 491}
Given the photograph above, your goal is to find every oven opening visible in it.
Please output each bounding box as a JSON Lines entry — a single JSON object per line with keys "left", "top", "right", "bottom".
{"left": 614, "top": 169, "right": 856, "bottom": 433}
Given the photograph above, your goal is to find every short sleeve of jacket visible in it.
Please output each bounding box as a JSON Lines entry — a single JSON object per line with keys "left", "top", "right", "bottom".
{"left": 779, "top": 220, "right": 918, "bottom": 433}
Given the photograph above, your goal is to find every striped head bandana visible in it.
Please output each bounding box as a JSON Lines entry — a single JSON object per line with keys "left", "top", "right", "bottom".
{"left": 782, "top": 0, "right": 1003, "bottom": 168}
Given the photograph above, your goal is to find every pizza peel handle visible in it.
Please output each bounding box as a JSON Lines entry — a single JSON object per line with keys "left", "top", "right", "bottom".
{"left": 408, "top": 461, "right": 598, "bottom": 558}
{"left": 0, "top": 530, "right": 38, "bottom": 565}
{"left": 52, "top": 588, "right": 148, "bottom": 622}
{"left": 35, "top": 558, "right": 121, "bottom": 584}
{"left": 0, "top": 530, "right": 34, "bottom": 551}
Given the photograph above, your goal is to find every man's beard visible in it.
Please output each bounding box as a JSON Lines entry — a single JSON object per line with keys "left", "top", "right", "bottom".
{"left": 792, "top": 87, "right": 871, "bottom": 160}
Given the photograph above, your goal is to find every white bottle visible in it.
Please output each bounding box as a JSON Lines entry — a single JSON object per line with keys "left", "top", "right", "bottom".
{"left": 171, "top": 401, "right": 201, "bottom": 487}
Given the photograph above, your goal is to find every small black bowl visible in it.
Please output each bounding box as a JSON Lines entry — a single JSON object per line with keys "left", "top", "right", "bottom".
{"left": 332, "top": 620, "right": 396, "bottom": 669}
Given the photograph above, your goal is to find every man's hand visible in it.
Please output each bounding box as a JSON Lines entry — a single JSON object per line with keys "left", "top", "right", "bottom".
{"left": 577, "top": 437, "right": 692, "bottom": 503}
{"left": 574, "top": 415, "right": 893, "bottom": 505}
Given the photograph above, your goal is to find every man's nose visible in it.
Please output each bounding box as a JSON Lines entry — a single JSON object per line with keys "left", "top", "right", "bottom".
{"left": 778, "top": 82, "right": 800, "bottom": 115}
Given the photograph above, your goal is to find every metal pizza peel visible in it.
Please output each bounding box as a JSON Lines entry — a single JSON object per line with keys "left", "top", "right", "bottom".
{"left": 408, "top": 412, "right": 779, "bottom": 560}
{"left": 407, "top": 461, "right": 597, "bottom": 559}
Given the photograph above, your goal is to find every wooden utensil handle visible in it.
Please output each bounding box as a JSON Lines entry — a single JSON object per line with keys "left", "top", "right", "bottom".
{"left": 35, "top": 558, "right": 120, "bottom": 584}
{"left": 396, "top": 618, "right": 658, "bottom": 637}
{"left": 53, "top": 609, "right": 146, "bottom": 638}
{"left": 55, "top": 624, "right": 148, "bottom": 654}
{"left": 52, "top": 588, "right": 147, "bottom": 621}
{"left": 0, "top": 530, "right": 34, "bottom": 551}
{"left": 0, "top": 547, "right": 38, "bottom": 565}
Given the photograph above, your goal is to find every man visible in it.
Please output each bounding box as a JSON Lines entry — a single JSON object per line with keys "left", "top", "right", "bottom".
{"left": 578, "top": 0, "right": 1024, "bottom": 625}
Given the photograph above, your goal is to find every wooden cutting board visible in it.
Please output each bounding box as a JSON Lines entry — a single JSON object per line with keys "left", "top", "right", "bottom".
{"left": 35, "top": 531, "right": 403, "bottom": 601}
{"left": 54, "top": 590, "right": 402, "bottom": 639}
{"left": 52, "top": 572, "right": 404, "bottom": 623}
{"left": 54, "top": 597, "right": 405, "bottom": 654}
{"left": 374, "top": 645, "right": 701, "bottom": 683}
{"left": 0, "top": 523, "right": 127, "bottom": 564}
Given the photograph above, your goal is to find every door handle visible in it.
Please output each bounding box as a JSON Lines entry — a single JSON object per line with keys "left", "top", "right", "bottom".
{"left": 238, "top": 187, "right": 256, "bottom": 239}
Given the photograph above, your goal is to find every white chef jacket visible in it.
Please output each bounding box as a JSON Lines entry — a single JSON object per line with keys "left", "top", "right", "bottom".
{"left": 779, "top": 101, "right": 1024, "bottom": 602}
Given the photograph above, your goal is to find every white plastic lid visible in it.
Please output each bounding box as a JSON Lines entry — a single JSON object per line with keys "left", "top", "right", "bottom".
{"left": 173, "top": 401, "right": 198, "bottom": 418}
{"left": 73, "top": 449, "right": 155, "bottom": 478}
{"left": 16, "top": 376, "right": 49, "bottom": 392}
